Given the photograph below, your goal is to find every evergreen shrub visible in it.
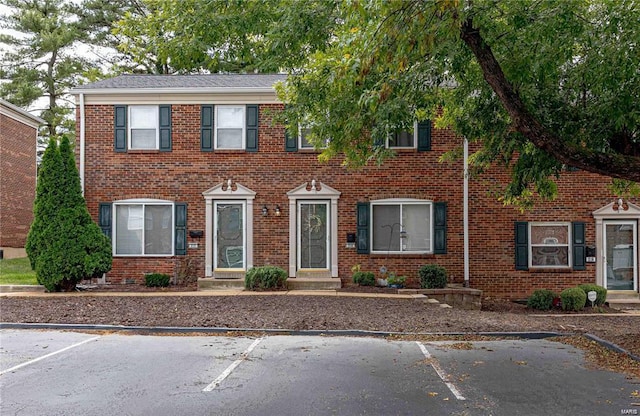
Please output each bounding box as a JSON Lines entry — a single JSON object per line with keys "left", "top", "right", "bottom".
{"left": 245, "top": 266, "right": 288, "bottom": 290}
{"left": 560, "top": 287, "right": 587, "bottom": 312}
{"left": 526, "top": 289, "right": 557, "bottom": 310}
{"left": 419, "top": 265, "right": 448, "bottom": 289}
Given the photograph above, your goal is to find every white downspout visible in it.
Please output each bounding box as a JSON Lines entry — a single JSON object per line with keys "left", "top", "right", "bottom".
{"left": 463, "top": 138, "right": 470, "bottom": 287}
{"left": 79, "top": 93, "right": 85, "bottom": 194}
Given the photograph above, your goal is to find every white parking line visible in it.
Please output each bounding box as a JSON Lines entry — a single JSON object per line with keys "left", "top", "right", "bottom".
{"left": 417, "top": 341, "right": 466, "bottom": 400}
{"left": 203, "top": 337, "right": 264, "bottom": 392}
{"left": 0, "top": 336, "right": 101, "bottom": 376}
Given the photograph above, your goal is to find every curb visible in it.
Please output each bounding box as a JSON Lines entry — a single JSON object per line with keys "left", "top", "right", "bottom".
{"left": 584, "top": 333, "right": 640, "bottom": 362}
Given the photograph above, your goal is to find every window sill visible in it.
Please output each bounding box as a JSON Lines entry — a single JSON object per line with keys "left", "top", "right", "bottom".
{"left": 127, "top": 149, "right": 160, "bottom": 154}
{"left": 369, "top": 253, "right": 433, "bottom": 259}
{"left": 527, "top": 267, "right": 573, "bottom": 273}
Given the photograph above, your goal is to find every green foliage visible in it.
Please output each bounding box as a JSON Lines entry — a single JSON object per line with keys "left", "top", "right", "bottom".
{"left": 26, "top": 136, "right": 112, "bottom": 292}
{"left": 419, "top": 265, "right": 448, "bottom": 289}
{"left": 386, "top": 273, "right": 406, "bottom": 288}
{"left": 352, "top": 271, "right": 375, "bottom": 287}
{"left": 0, "top": 258, "right": 38, "bottom": 285}
{"left": 245, "top": 266, "right": 288, "bottom": 291}
{"left": 145, "top": 273, "right": 171, "bottom": 288}
{"left": 577, "top": 284, "right": 607, "bottom": 307}
{"left": 526, "top": 289, "right": 558, "bottom": 311}
{"left": 560, "top": 287, "right": 587, "bottom": 312}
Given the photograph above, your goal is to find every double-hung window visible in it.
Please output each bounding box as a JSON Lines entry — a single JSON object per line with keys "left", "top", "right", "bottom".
{"left": 299, "top": 124, "right": 328, "bottom": 149}
{"left": 371, "top": 200, "right": 432, "bottom": 253}
{"left": 388, "top": 122, "right": 417, "bottom": 149}
{"left": 114, "top": 200, "right": 174, "bottom": 256}
{"left": 529, "top": 222, "right": 571, "bottom": 268}
{"left": 129, "top": 106, "right": 159, "bottom": 149}
{"left": 215, "top": 105, "right": 245, "bottom": 149}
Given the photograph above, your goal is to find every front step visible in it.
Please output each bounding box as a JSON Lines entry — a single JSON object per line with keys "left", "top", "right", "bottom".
{"left": 606, "top": 291, "right": 640, "bottom": 310}
{"left": 198, "top": 278, "right": 244, "bottom": 290}
{"left": 287, "top": 278, "right": 341, "bottom": 290}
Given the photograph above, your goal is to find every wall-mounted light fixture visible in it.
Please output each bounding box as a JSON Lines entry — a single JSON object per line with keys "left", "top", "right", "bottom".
{"left": 262, "top": 205, "right": 269, "bottom": 216}
{"left": 275, "top": 205, "right": 281, "bottom": 216}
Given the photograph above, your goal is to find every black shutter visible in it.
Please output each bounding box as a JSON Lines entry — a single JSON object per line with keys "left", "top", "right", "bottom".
{"left": 114, "top": 105, "right": 127, "bottom": 152}
{"left": 356, "top": 202, "right": 370, "bottom": 254}
{"left": 433, "top": 202, "right": 447, "bottom": 254}
{"left": 98, "top": 203, "right": 112, "bottom": 238}
{"left": 572, "top": 222, "right": 586, "bottom": 270}
{"left": 159, "top": 105, "right": 172, "bottom": 151}
{"left": 515, "top": 221, "right": 529, "bottom": 270}
{"left": 417, "top": 120, "right": 431, "bottom": 151}
{"left": 246, "top": 105, "right": 258, "bottom": 152}
{"left": 201, "top": 105, "right": 214, "bottom": 151}
{"left": 175, "top": 203, "right": 187, "bottom": 255}
{"left": 285, "top": 127, "right": 298, "bottom": 151}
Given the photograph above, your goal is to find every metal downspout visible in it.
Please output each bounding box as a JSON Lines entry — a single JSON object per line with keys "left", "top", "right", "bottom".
{"left": 464, "top": 138, "right": 470, "bottom": 287}
{"left": 79, "top": 93, "right": 85, "bottom": 195}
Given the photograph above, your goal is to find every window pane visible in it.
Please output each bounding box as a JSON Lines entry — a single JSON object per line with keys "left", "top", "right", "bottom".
{"left": 217, "top": 129, "right": 243, "bottom": 148}
{"left": 217, "top": 107, "right": 244, "bottom": 128}
{"left": 300, "top": 127, "right": 313, "bottom": 148}
{"left": 130, "top": 106, "right": 157, "bottom": 128}
{"left": 389, "top": 130, "right": 414, "bottom": 147}
{"left": 372, "top": 205, "right": 400, "bottom": 251}
{"left": 115, "top": 205, "right": 142, "bottom": 255}
{"left": 403, "top": 204, "right": 430, "bottom": 251}
{"left": 530, "top": 225, "right": 568, "bottom": 245}
{"left": 131, "top": 129, "right": 157, "bottom": 149}
{"left": 531, "top": 247, "right": 569, "bottom": 267}
{"left": 216, "top": 204, "right": 244, "bottom": 268}
{"left": 144, "top": 205, "right": 172, "bottom": 255}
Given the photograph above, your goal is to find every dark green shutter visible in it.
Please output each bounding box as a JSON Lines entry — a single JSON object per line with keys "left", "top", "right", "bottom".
{"left": 285, "top": 128, "right": 297, "bottom": 151}
{"left": 515, "top": 221, "right": 529, "bottom": 270}
{"left": 356, "top": 202, "right": 370, "bottom": 254}
{"left": 417, "top": 120, "right": 431, "bottom": 151}
{"left": 201, "top": 105, "right": 214, "bottom": 151}
{"left": 98, "top": 203, "right": 112, "bottom": 238}
{"left": 159, "top": 105, "right": 171, "bottom": 151}
{"left": 246, "top": 105, "right": 258, "bottom": 152}
{"left": 175, "top": 203, "right": 187, "bottom": 255}
{"left": 114, "top": 105, "right": 127, "bottom": 152}
{"left": 572, "top": 222, "right": 586, "bottom": 270}
{"left": 433, "top": 202, "right": 447, "bottom": 254}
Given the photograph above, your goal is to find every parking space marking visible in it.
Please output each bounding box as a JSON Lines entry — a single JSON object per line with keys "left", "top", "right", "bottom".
{"left": 0, "top": 336, "right": 101, "bottom": 376}
{"left": 416, "top": 341, "right": 466, "bottom": 401}
{"left": 203, "top": 337, "right": 264, "bottom": 392}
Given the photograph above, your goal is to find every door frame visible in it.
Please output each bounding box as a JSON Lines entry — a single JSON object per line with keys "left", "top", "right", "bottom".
{"left": 287, "top": 181, "right": 341, "bottom": 278}
{"left": 603, "top": 219, "right": 638, "bottom": 291}
{"left": 213, "top": 201, "right": 246, "bottom": 271}
{"left": 297, "top": 200, "right": 330, "bottom": 270}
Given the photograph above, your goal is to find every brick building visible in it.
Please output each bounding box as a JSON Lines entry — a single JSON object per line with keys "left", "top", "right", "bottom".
{"left": 71, "top": 74, "right": 639, "bottom": 301}
{"left": 0, "top": 99, "right": 44, "bottom": 259}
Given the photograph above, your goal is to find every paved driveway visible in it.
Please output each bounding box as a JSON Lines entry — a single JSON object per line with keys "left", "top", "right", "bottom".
{"left": 0, "top": 329, "right": 638, "bottom": 415}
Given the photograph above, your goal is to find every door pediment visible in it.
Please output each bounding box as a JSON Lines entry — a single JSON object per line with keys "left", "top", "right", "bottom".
{"left": 593, "top": 200, "right": 640, "bottom": 219}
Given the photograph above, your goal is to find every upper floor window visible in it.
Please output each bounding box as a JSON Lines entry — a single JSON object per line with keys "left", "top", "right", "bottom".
{"left": 215, "top": 105, "right": 246, "bottom": 149}
{"left": 371, "top": 199, "right": 432, "bottom": 254}
{"left": 388, "top": 122, "right": 417, "bottom": 149}
{"left": 299, "top": 124, "right": 328, "bottom": 149}
{"left": 129, "top": 106, "right": 158, "bottom": 149}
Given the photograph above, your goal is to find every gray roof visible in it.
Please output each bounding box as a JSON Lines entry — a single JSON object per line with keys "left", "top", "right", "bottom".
{"left": 73, "top": 74, "right": 287, "bottom": 93}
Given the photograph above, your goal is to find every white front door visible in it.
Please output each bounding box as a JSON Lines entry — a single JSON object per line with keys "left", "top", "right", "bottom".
{"left": 298, "top": 201, "right": 330, "bottom": 270}
{"left": 214, "top": 201, "right": 245, "bottom": 270}
{"left": 603, "top": 220, "right": 637, "bottom": 291}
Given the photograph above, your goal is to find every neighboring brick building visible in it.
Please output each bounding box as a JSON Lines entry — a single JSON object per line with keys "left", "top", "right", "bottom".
{"left": 0, "top": 99, "right": 44, "bottom": 259}
{"left": 71, "top": 75, "right": 639, "bottom": 300}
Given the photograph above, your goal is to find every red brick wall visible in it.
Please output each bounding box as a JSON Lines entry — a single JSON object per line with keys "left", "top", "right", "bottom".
{"left": 0, "top": 113, "right": 36, "bottom": 248}
{"left": 79, "top": 103, "right": 618, "bottom": 298}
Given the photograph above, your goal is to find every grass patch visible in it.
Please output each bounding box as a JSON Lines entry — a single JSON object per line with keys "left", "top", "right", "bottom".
{"left": 0, "top": 257, "right": 38, "bottom": 285}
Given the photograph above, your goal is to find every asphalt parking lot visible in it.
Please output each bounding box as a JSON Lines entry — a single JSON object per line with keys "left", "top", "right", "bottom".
{"left": 1, "top": 329, "right": 638, "bottom": 415}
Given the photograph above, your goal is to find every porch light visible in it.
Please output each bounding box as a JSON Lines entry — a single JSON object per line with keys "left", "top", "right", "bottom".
{"left": 275, "top": 205, "right": 281, "bottom": 216}
{"left": 262, "top": 205, "right": 268, "bottom": 216}
{"left": 613, "top": 198, "right": 629, "bottom": 212}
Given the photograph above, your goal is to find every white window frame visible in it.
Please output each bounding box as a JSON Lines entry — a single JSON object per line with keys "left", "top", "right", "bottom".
{"left": 113, "top": 199, "right": 174, "bottom": 257}
{"left": 214, "top": 105, "right": 246, "bottom": 150}
{"left": 298, "top": 123, "right": 328, "bottom": 149}
{"left": 529, "top": 222, "right": 572, "bottom": 269}
{"left": 387, "top": 121, "right": 418, "bottom": 149}
{"left": 128, "top": 105, "right": 159, "bottom": 150}
{"left": 370, "top": 198, "right": 433, "bottom": 254}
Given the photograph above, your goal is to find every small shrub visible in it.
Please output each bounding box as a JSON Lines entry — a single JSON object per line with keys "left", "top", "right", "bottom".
{"left": 353, "top": 271, "right": 375, "bottom": 286}
{"left": 560, "top": 287, "right": 587, "bottom": 312}
{"left": 419, "top": 265, "right": 447, "bottom": 289}
{"left": 387, "top": 273, "right": 406, "bottom": 288}
{"left": 526, "top": 289, "right": 557, "bottom": 310}
{"left": 145, "top": 273, "right": 171, "bottom": 287}
{"left": 245, "top": 266, "right": 288, "bottom": 291}
{"left": 577, "top": 284, "right": 607, "bottom": 306}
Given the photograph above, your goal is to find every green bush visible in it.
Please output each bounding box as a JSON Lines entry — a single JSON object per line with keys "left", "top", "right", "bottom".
{"left": 577, "top": 284, "right": 607, "bottom": 306}
{"left": 145, "top": 273, "right": 171, "bottom": 287}
{"left": 419, "top": 265, "right": 448, "bottom": 289}
{"left": 352, "top": 271, "right": 375, "bottom": 286}
{"left": 526, "top": 289, "right": 557, "bottom": 310}
{"left": 560, "top": 287, "right": 587, "bottom": 312}
{"left": 245, "top": 266, "right": 288, "bottom": 290}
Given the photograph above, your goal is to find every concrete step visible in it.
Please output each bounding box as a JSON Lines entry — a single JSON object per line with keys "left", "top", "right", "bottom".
{"left": 198, "top": 278, "right": 245, "bottom": 290}
{"left": 607, "top": 299, "right": 640, "bottom": 310}
{"left": 606, "top": 291, "right": 639, "bottom": 300}
{"left": 287, "top": 278, "right": 341, "bottom": 290}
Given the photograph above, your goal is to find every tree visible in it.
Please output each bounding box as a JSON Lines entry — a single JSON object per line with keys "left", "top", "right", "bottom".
{"left": 26, "top": 136, "right": 112, "bottom": 292}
